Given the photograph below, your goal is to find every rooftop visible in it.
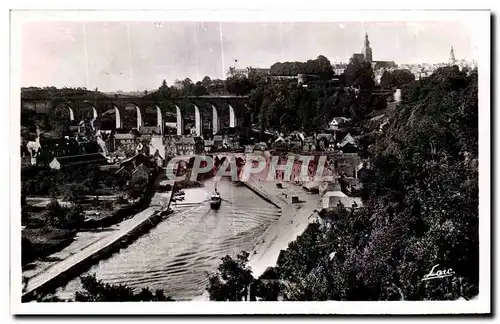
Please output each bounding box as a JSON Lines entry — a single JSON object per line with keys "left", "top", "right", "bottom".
{"left": 114, "top": 133, "right": 135, "bottom": 140}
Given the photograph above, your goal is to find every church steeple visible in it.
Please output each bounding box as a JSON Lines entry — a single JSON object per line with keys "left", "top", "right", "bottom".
{"left": 449, "top": 45, "right": 456, "bottom": 65}
{"left": 362, "top": 31, "right": 373, "bottom": 63}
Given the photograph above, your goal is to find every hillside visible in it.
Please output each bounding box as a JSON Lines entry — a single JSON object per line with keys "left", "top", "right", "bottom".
{"left": 259, "top": 66, "right": 479, "bottom": 301}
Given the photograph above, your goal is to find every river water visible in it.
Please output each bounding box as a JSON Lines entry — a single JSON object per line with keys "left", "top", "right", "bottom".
{"left": 54, "top": 179, "right": 281, "bottom": 301}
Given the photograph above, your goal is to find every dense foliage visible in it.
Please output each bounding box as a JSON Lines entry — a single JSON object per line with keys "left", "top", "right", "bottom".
{"left": 207, "top": 251, "right": 254, "bottom": 301}
{"left": 21, "top": 165, "right": 127, "bottom": 198}
{"left": 280, "top": 66, "right": 478, "bottom": 300}
{"left": 380, "top": 69, "right": 416, "bottom": 89}
{"left": 247, "top": 56, "right": 382, "bottom": 133}
{"left": 208, "top": 66, "right": 479, "bottom": 301}
{"left": 269, "top": 55, "right": 334, "bottom": 78}
{"left": 43, "top": 274, "right": 172, "bottom": 301}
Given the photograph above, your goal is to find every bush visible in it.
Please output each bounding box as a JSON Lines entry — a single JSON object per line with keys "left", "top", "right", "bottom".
{"left": 75, "top": 274, "right": 175, "bottom": 301}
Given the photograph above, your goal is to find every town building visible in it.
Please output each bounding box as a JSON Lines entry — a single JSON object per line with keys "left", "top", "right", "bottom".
{"left": 21, "top": 145, "right": 32, "bottom": 167}
{"left": 114, "top": 132, "right": 137, "bottom": 154}
{"left": 328, "top": 117, "right": 352, "bottom": 130}
{"left": 227, "top": 66, "right": 270, "bottom": 78}
{"left": 149, "top": 135, "right": 166, "bottom": 166}
{"left": 302, "top": 137, "right": 316, "bottom": 152}
{"left": 204, "top": 139, "right": 214, "bottom": 153}
{"left": 175, "top": 136, "right": 204, "bottom": 156}
{"left": 337, "top": 133, "right": 358, "bottom": 153}
{"left": 351, "top": 32, "right": 398, "bottom": 72}
{"left": 332, "top": 63, "right": 347, "bottom": 76}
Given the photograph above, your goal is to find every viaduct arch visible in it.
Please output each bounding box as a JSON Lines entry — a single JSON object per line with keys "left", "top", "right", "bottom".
{"left": 22, "top": 95, "right": 250, "bottom": 138}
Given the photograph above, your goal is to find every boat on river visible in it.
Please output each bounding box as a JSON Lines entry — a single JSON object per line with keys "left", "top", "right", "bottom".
{"left": 210, "top": 183, "right": 222, "bottom": 210}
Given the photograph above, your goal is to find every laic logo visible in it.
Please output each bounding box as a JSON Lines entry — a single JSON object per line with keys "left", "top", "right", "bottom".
{"left": 421, "top": 264, "right": 456, "bottom": 281}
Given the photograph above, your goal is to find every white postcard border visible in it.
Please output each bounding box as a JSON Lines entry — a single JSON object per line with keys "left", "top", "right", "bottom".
{"left": 9, "top": 8, "right": 491, "bottom": 315}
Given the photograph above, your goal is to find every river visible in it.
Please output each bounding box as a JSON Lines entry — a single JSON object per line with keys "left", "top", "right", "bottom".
{"left": 54, "top": 179, "right": 281, "bottom": 301}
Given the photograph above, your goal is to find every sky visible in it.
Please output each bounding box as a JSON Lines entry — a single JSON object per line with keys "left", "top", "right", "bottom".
{"left": 21, "top": 21, "right": 479, "bottom": 92}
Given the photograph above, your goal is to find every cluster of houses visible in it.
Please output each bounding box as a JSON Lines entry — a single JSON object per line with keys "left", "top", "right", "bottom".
{"left": 269, "top": 117, "right": 360, "bottom": 155}
{"left": 21, "top": 108, "right": 371, "bottom": 216}
{"left": 21, "top": 117, "right": 249, "bottom": 179}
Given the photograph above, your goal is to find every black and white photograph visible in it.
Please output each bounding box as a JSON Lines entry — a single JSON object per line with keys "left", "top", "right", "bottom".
{"left": 9, "top": 8, "right": 491, "bottom": 315}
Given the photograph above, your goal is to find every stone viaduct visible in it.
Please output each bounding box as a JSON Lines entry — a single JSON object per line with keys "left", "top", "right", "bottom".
{"left": 21, "top": 94, "right": 251, "bottom": 137}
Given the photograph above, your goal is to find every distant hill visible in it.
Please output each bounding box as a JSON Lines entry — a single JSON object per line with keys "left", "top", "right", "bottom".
{"left": 21, "top": 87, "right": 110, "bottom": 100}
{"left": 104, "top": 90, "right": 154, "bottom": 97}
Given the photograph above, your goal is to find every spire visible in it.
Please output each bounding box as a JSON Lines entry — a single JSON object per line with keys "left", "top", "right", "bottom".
{"left": 449, "top": 45, "right": 456, "bottom": 65}
{"left": 362, "top": 31, "right": 373, "bottom": 63}
{"left": 364, "top": 31, "right": 370, "bottom": 47}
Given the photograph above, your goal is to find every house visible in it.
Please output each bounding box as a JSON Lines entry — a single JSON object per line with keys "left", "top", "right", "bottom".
{"left": 244, "top": 145, "right": 254, "bottom": 153}
{"left": 152, "top": 150, "right": 165, "bottom": 168}
{"left": 302, "top": 137, "right": 316, "bottom": 152}
{"left": 149, "top": 135, "right": 166, "bottom": 166}
{"left": 322, "top": 193, "right": 363, "bottom": 210}
{"left": 316, "top": 133, "right": 336, "bottom": 151}
{"left": 49, "top": 153, "right": 108, "bottom": 170}
{"left": 328, "top": 117, "right": 352, "bottom": 130}
{"left": 21, "top": 145, "right": 32, "bottom": 167}
{"left": 175, "top": 136, "right": 204, "bottom": 156}
{"left": 205, "top": 140, "right": 214, "bottom": 153}
{"left": 254, "top": 142, "right": 268, "bottom": 151}
{"left": 340, "top": 177, "right": 363, "bottom": 196}
{"left": 338, "top": 133, "right": 356, "bottom": 147}
{"left": 356, "top": 161, "right": 372, "bottom": 180}
{"left": 26, "top": 138, "right": 41, "bottom": 166}
{"left": 212, "top": 135, "right": 224, "bottom": 151}
{"left": 141, "top": 126, "right": 160, "bottom": 135}
{"left": 337, "top": 133, "right": 358, "bottom": 153}
{"left": 120, "top": 152, "right": 155, "bottom": 170}
{"left": 114, "top": 132, "right": 137, "bottom": 154}
{"left": 332, "top": 63, "right": 348, "bottom": 76}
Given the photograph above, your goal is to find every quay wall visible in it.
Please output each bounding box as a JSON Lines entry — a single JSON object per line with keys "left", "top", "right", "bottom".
{"left": 22, "top": 185, "right": 175, "bottom": 302}
{"left": 242, "top": 181, "right": 285, "bottom": 209}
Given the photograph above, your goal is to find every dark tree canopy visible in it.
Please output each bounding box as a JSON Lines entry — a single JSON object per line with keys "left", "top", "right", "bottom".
{"left": 75, "top": 274, "right": 175, "bottom": 301}
{"left": 343, "top": 56, "right": 375, "bottom": 89}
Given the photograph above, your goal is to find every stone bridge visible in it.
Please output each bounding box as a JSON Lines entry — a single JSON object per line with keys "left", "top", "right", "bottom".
{"left": 21, "top": 94, "right": 250, "bottom": 137}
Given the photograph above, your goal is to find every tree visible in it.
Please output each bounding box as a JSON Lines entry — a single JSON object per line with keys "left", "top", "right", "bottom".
{"left": 63, "top": 205, "right": 85, "bottom": 229}
{"left": 392, "top": 69, "right": 415, "bottom": 88}
{"left": 244, "top": 67, "right": 480, "bottom": 302}
{"left": 128, "top": 177, "right": 149, "bottom": 201}
{"left": 380, "top": 70, "right": 394, "bottom": 89}
{"left": 343, "top": 57, "right": 375, "bottom": 89}
{"left": 226, "top": 75, "right": 255, "bottom": 95}
{"left": 201, "top": 76, "right": 212, "bottom": 87}
{"left": 207, "top": 251, "right": 254, "bottom": 301}
{"left": 44, "top": 199, "right": 64, "bottom": 227}
{"left": 75, "top": 274, "right": 175, "bottom": 301}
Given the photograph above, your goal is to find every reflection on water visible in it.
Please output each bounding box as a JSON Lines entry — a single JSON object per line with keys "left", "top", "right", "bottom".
{"left": 56, "top": 179, "right": 280, "bottom": 301}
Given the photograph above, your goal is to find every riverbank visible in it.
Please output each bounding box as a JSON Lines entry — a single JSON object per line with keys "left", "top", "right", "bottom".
{"left": 244, "top": 179, "right": 321, "bottom": 278}
{"left": 193, "top": 178, "right": 321, "bottom": 301}
{"left": 22, "top": 187, "right": 175, "bottom": 302}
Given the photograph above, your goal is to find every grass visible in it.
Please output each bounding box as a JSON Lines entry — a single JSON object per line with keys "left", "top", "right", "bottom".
{"left": 22, "top": 227, "right": 76, "bottom": 266}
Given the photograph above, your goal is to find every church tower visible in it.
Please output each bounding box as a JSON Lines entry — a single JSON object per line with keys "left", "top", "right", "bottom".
{"left": 362, "top": 31, "right": 373, "bottom": 63}
{"left": 449, "top": 45, "right": 456, "bottom": 65}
